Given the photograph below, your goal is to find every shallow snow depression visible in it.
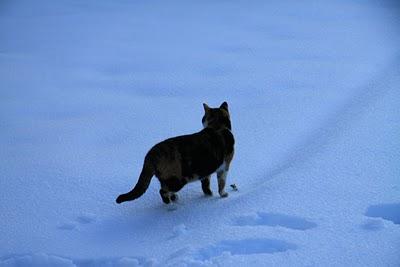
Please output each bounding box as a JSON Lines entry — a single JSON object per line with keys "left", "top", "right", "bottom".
{"left": 1, "top": 0, "right": 400, "bottom": 266}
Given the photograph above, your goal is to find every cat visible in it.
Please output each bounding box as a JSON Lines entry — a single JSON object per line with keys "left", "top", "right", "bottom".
{"left": 116, "top": 101, "right": 235, "bottom": 205}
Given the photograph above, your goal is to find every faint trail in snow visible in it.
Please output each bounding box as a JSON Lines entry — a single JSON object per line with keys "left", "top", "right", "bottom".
{"left": 169, "top": 224, "right": 188, "bottom": 239}
{"left": 76, "top": 213, "right": 96, "bottom": 224}
{"left": 0, "top": 253, "right": 156, "bottom": 267}
{"left": 194, "top": 238, "right": 297, "bottom": 260}
{"left": 365, "top": 203, "right": 400, "bottom": 225}
{"left": 58, "top": 213, "right": 96, "bottom": 231}
{"left": 361, "top": 219, "right": 384, "bottom": 231}
{"left": 232, "top": 212, "right": 317, "bottom": 230}
{"left": 257, "top": 57, "right": 400, "bottom": 187}
{"left": 57, "top": 222, "right": 77, "bottom": 231}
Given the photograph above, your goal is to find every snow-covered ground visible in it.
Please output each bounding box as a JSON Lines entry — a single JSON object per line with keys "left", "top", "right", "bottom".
{"left": 1, "top": 0, "right": 400, "bottom": 266}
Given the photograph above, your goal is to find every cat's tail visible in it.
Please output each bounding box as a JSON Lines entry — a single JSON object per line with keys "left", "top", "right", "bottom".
{"left": 116, "top": 158, "right": 155, "bottom": 204}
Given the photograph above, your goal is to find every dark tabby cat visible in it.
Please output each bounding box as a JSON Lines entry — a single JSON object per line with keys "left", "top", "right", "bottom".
{"left": 116, "top": 102, "right": 235, "bottom": 205}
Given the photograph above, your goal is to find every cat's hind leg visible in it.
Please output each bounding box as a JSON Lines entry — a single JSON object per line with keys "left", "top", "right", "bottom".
{"left": 167, "top": 176, "right": 184, "bottom": 202}
{"left": 165, "top": 176, "right": 186, "bottom": 193}
{"left": 159, "top": 188, "right": 178, "bottom": 203}
{"left": 159, "top": 188, "right": 171, "bottom": 204}
{"left": 170, "top": 193, "right": 178, "bottom": 202}
{"left": 159, "top": 177, "right": 184, "bottom": 204}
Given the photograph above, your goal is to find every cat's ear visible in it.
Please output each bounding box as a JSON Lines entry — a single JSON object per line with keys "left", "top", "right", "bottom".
{"left": 220, "top": 101, "right": 228, "bottom": 111}
{"left": 203, "top": 103, "right": 211, "bottom": 112}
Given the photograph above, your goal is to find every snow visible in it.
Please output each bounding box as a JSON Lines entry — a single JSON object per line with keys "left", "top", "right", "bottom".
{"left": 1, "top": 0, "right": 400, "bottom": 266}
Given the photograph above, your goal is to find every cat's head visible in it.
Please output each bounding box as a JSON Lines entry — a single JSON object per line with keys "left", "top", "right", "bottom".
{"left": 202, "top": 102, "right": 231, "bottom": 130}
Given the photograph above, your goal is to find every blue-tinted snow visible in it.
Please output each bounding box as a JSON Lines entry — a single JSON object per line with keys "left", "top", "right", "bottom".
{"left": 1, "top": 0, "right": 400, "bottom": 266}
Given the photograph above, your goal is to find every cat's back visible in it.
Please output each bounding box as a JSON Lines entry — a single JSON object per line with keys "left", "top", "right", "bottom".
{"left": 147, "top": 128, "right": 233, "bottom": 160}
{"left": 146, "top": 130, "right": 205, "bottom": 159}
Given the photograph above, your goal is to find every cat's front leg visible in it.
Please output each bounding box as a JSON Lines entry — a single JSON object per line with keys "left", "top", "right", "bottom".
{"left": 201, "top": 175, "right": 213, "bottom": 196}
{"left": 217, "top": 170, "right": 229, "bottom": 198}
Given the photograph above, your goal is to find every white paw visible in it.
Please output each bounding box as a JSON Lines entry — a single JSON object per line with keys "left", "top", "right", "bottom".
{"left": 219, "top": 191, "right": 229, "bottom": 198}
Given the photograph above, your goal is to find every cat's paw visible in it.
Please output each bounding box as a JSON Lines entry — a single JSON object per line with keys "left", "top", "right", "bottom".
{"left": 203, "top": 189, "right": 213, "bottom": 196}
{"left": 219, "top": 191, "right": 229, "bottom": 198}
{"left": 171, "top": 193, "right": 179, "bottom": 202}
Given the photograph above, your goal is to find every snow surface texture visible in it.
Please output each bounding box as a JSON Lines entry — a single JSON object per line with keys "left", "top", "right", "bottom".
{"left": 1, "top": 0, "right": 400, "bottom": 266}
